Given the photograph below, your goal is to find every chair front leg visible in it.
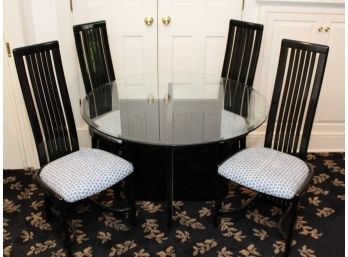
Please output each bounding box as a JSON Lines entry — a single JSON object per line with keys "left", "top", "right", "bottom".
{"left": 127, "top": 173, "right": 136, "bottom": 225}
{"left": 239, "top": 137, "right": 246, "bottom": 150}
{"left": 59, "top": 203, "right": 73, "bottom": 257}
{"left": 91, "top": 137, "right": 99, "bottom": 149}
{"left": 214, "top": 174, "right": 223, "bottom": 227}
{"left": 283, "top": 200, "right": 299, "bottom": 257}
{"left": 44, "top": 194, "right": 53, "bottom": 222}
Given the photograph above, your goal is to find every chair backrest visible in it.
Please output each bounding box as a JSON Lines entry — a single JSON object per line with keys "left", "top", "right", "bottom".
{"left": 265, "top": 39, "right": 329, "bottom": 160}
{"left": 13, "top": 41, "right": 79, "bottom": 166}
{"left": 73, "top": 20, "right": 115, "bottom": 94}
{"left": 221, "top": 19, "right": 263, "bottom": 87}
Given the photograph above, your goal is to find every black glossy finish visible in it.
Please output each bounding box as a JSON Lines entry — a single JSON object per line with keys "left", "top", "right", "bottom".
{"left": 221, "top": 19, "right": 263, "bottom": 151}
{"left": 215, "top": 39, "right": 329, "bottom": 257}
{"left": 265, "top": 39, "right": 329, "bottom": 161}
{"left": 221, "top": 19, "right": 263, "bottom": 86}
{"left": 13, "top": 41, "right": 135, "bottom": 257}
{"left": 73, "top": 20, "right": 118, "bottom": 149}
{"left": 73, "top": 20, "right": 115, "bottom": 96}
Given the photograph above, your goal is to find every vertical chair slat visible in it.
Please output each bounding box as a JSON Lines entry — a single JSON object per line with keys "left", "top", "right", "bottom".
{"left": 239, "top": 29, "right": 254, "bottom": 84}
{"left": 13, "top": 55, "right": 48, "bottom": 165}
{"left": 287, "top": 50, "right": 311, "bottom": 153}
{"left": 52, "top": 47, "right": 79, "bottom": 152}
{"left": 247, "top": 29, "right": 263, "bottom": 86}
{"left": 221, "top": 25, "right": 236, "bottom": 78}
{"left": 293, "top": 52, "right": 316, "bottom": 155}
{"left": 284, "top": 50, "right": 306, "bottom": 153}
{"left": 273, "top": 47, "right": 295, "bottom": 150}
{"left": 27, "top": 53, "right": 56, "bottom": 159}
{"left": 264, "top": 45, "right": 289, "bottom": 149}
{"left": 38, "top": 50, "right": 62, "bottom": 157}
{"left": 229, "top": 27, "right": 245, "bottom": 80}
{"left": 277, "top": 48, "right": 301, "bottom": 152}
{"left": 299, "top": 52, "right": 328, "bottom": 159}
{"left": 44, "top": 50, "right": 70, "bottom": 154}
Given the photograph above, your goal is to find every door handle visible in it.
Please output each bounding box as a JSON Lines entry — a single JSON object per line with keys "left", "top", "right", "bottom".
{"left": 162, "top": 16, "right": 171, "bottom": 25}
{"left": 147, "top": 95, "right": 154, "bottom": 104}
{"left": 144, "top": 16, "right": 154, "bottom": 26}
{"left": 163, "top": 94, "right": 171, "bottom": 104}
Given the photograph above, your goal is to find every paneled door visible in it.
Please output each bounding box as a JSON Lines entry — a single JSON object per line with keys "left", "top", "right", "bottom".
{"left": 316, "top": 14, "right": 345, "bottom": 122}
{"left": 158, "top": 0, "right": 242, "bottom": 74}
{"left": 72, "top": 0, "right": 242, "bottom": 95}
{"left": 157, "top": 0, "right": 242, "bottom": 98}
{"left": 4, "top": 0, "right": 40, "bottom": 169}
{"left": 72, "top": 0, "right": 158, "bottom": 99}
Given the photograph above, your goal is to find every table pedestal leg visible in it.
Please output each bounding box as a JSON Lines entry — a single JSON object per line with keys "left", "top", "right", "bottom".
{"left": 167, "top": 146, "right": 174, "bottom": 228}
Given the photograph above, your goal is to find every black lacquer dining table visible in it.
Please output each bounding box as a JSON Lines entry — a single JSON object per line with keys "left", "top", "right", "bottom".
{"left": 81, "top": 73, "right": 269, "bottom": 227}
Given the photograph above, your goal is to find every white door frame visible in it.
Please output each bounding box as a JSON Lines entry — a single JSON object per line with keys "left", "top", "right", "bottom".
{"left": 3, "top": 0, "right": 40, "bottom": 169}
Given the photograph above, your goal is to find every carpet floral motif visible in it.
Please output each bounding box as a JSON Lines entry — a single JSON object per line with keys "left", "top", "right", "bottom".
{"left": 3, "top": 153, "right": 344, "bottom": 257}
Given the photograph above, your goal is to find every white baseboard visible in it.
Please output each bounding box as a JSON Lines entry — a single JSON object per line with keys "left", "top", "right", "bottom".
{"left": 247, "top": 122, "right": 345, "bottom": 152}
{"left": 77, "top": 122, "right": 345, "bottom": 152}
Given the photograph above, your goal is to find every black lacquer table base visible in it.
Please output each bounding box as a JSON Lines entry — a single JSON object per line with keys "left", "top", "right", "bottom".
{"left": 98, "top": 139, "right": 237, "bottom": 227}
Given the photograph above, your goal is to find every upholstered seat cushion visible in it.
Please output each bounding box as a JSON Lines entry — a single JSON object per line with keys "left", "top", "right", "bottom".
{"left": 220, "top": 110, "right": 247, "bottom": 138}
{"left": 40, "top": 148, "right": 133, "bottom": 203}
{"left": 218, "top": 147, "right": 309, "bottom": 199}
{"left": 93, "top": 110, "right": 121, "bottom": 138}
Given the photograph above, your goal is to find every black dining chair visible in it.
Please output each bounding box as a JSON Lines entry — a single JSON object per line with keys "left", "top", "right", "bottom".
{"left": 13, "top": 41, "right": 136, "bottom": 257}
{"left": 73, "top": 20, "right": 118, "bottom": 149}
{"left": 215, "top": 39, "right": 329, "bottom": 257}
{"left": 221, "top": 19, "right": 263, "bottom": 155}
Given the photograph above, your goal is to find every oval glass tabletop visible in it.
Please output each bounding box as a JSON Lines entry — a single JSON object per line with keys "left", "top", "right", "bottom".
{"left": 81, "top": 73, "right": 269, "bottom": 146}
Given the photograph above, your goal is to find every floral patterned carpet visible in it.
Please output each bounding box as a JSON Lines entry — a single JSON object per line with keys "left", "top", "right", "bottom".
{"left": 3, "top": 153, "right": 344, "bottom": 257}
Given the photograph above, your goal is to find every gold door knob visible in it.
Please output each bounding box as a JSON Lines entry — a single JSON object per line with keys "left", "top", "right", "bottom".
{"left": 144, "top": 16, "right": 154, "bottom": 26}
{"left": 318, "top": 27, "right": 324, "bottom": 32}
{"left": 162, "top": 16, "right": 171, "bottom": 25}
{"left": 325, "top": 27, "right": 330, "bottom": 32}
{"left": 163, "top": 94, "right": 171, "bottom": 104}
{"left": 147, "top": 95, "right": 154, "bottom": 104}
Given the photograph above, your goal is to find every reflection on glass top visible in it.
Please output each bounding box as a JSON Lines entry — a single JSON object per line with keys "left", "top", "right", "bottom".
{"left": 81, "top": 73, "right": 269, "bottom": 146}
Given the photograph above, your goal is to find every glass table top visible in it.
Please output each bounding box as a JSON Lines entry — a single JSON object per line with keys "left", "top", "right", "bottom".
{"left": 81, "top": 73, "right": 269, "bottom": 146}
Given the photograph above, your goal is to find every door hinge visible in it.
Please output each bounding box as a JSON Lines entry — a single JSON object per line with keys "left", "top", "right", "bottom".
{"left": 242, "top": 0, "right": 245, "bottom": 10}
{"left": 70, "top": 0, "right": 73, "bottom": 12}
{"left": 6, "top": 42, "right": 11, "bottom": 57}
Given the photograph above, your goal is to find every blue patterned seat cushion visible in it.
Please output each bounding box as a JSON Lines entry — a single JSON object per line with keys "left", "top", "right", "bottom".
{"left": 40, "top": 148, "right": 133, "bottom": 203}
{"left": 93, "top": 110, "right": 121, "bottom": 138}
{"left": 218, "top": 147, "right": 309, "bottom": 199}
{"left": 220, "top": 110, "right": 247, "bottom": 138}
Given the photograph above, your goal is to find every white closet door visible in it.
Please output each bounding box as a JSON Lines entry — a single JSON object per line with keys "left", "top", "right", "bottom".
{"left": 158, "top": 0, "right": 242, "bottom": 75}
{"left": 316, "top": 14, "right": 345, "bottom": 122}
{"left": 72, "top": 0, "right": 158, "bottom": 99}
{"left": 4, "top": 0, "right": 40, "bottom": 169}
{"left": 157, "top": 0, "right": 242, "bottom": 97}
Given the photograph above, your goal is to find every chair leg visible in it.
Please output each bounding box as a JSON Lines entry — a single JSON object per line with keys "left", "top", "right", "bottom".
{"left": 44, "top": 194, "right": 52, "bottom": 222}
{"left": 214, "top": 174, "right": 223, "bottom": 227}
{"left": 59, "top": 204, "right": 73, "bottom": 257}
{"left": 283, "top": 201, "right": 299, "bottom": 257}
{"left": 127, "top": 173, "right": 136, "bottom": 225}
{"left": 91, "top": 137, "right": 99, "bottom": 149}
{"left": 239, "top": 137, "right": 246, "bottom": 150}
